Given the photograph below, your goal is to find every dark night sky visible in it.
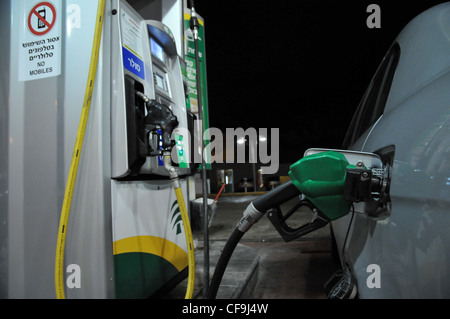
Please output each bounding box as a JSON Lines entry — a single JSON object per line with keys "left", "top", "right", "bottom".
{"left": 193, "top": 1, "right": 447, "bottom": 164}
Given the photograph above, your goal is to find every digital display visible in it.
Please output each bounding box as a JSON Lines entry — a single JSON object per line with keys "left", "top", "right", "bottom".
{"left": 155, "top": 72, "right": 166, "bottom": 91}
{"left": 150, "top": 38, "right": 164, "bottom": 62}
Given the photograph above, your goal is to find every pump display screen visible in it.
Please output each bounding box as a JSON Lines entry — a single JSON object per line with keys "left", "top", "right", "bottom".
{"left": 150, "top": 38, "right": 164, "bottom": 62}
{"left": 155, "top": 72, "right": 166, "bottom": 91}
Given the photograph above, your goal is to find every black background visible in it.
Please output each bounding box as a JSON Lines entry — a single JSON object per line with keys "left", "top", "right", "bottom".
{"left": 191, "top": 1, "right": 447, "bottom": 164}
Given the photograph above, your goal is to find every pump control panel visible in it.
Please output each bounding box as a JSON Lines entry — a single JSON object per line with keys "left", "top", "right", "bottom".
{"left": 111, "top": 2, "right": 194, "bottom": 179}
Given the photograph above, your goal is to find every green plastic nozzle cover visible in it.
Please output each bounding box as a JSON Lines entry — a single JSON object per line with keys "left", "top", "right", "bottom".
{"left": 288, "top": 151, "right": 354, "bottom": 220}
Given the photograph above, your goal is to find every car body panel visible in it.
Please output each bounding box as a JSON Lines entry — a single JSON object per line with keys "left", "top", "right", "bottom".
{"left": 332, "top": 3, "right": 450, "bottom": 298}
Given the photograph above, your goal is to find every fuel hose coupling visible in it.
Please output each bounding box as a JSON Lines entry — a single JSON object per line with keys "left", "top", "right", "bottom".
{"left": 237, "top": 181, "right": 302, "bottom": 233}
{"left": 163, "top": 151, "right": 180, "bottom": 188}
{"left": 189, "top": 7, "right": 199, "bottom": 40}
{"left": 237, "top": 203, "right": 264, "bottom": 233}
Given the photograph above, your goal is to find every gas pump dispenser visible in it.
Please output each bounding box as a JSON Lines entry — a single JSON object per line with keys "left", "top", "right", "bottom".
{"left": 110, "top": 0, "right": 195, "bottom": 299}
{"left": 2, "top": 0, "right": 198, "bottom": 299}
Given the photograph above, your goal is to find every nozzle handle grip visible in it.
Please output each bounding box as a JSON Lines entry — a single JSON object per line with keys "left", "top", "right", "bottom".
{"left": 267, "top": 202, "right": 329, "bottom": 242}
{"left": 252, "top": 181, "right": 301, "bottom": 213}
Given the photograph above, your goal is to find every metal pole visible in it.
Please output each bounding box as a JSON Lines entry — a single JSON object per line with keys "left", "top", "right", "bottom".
{"left": 250, "top": 140, "right": 257, "bottom": 192}
{"left": 189, "top": 4, "right": 210, "bottom": 298}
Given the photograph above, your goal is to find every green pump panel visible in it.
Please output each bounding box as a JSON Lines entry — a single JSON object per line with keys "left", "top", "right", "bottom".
{"left": 183, "top": 10, "right": 211, "bottom": 169}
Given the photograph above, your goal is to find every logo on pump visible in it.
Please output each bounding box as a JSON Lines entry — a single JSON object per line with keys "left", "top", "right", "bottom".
{"left": 122, "top": 46, "right": 145, "bottom": 79}
{"left": 128, "top": 57, "right": 140, "bottom": 72}
{"left": 171, "top": 200, "right": 183, "bottom": 235}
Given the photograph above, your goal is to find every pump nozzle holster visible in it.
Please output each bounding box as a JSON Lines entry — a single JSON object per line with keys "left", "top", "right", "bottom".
{"left": 144, "top": 100, "right": 178, "bottom": 152}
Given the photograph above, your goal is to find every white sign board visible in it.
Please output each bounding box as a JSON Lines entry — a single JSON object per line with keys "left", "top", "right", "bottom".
{"left": 19, "top": 0, "right": 62, "bottom": 81}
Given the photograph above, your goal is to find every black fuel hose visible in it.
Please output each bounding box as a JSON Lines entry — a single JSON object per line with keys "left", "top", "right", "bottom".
{"left": 252, "top": 181, "right": 301, "bottom": 212}
{"left": 206, "top": 227, "right": 245, "bottom": 299}
{"left": 206, "top": 181, "right": 301, "bottom": 299}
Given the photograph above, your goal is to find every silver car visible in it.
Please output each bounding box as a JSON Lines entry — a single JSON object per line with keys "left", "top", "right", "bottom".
{"left": 330, "top": 2, "right": 450, "bottom": 298}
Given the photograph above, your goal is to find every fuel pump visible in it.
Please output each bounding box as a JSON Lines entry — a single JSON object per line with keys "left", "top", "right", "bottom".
{"left": 5, "top": 0, "right": 198, "bottom": 299}
{"left": 110, "top": 1, "right": 196, "bottom": 299}
{"left": 207, "top": 149, "right": 388, "bottom": 299}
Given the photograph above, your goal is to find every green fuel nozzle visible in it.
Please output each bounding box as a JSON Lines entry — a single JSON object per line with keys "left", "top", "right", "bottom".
{"left": 238, "top": 151, "right": 355, "bottom": 236}
{"left": 289, "top": 151, "right": 355, "bottom": 220}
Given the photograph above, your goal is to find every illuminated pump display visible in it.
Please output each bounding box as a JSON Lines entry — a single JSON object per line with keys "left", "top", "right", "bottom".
{"left": 151, "top": 39, "right": 169, "bottom": 94}
{"left": 151, "top": 38, "right": 164, "bottom": 62}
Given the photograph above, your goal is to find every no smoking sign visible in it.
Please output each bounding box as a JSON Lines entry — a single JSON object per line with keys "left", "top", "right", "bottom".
{"left": 28, "top": 2, "right": 56, "bottom": 36}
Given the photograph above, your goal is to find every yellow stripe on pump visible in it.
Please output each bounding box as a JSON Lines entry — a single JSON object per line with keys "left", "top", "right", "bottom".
{"left": 113, "top": 236, "right": 188, "bottom": 272}
{"left": 54, "top": 0, "right": 105, "bottom": 299}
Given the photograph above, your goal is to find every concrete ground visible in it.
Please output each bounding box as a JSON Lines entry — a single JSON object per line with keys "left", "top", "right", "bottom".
{"left": 167, "top": 193, "right": 341, "bottom": 299}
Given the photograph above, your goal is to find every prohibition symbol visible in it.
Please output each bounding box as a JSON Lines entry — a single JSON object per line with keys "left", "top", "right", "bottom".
{"left": 28, "top": 2, "right": 56, "bottom": 36}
